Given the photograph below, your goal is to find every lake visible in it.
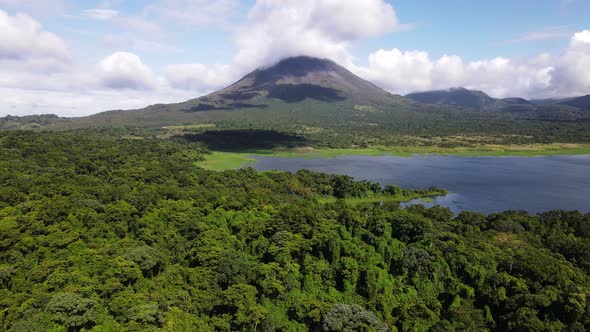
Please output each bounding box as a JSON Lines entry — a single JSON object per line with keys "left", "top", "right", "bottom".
{"left": 251, "top": 154, "right": 590, "bottom": 214}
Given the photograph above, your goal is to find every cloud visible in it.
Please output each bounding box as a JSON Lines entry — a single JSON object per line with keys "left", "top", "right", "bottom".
{"left": 0, "top": 86, "right": 196, "bottom": 117}
{"left": 158, "top": 0, "right": 402, "bottom": 93}
{"left": 92, "top": 0, "right": 239, "bottom": 56}
{"left": 114, "top": 15, "right": 169, "bottom": 42}
{"left": 82, "top": 9, "right": 119, "bottom": 20}
{"left": 98, "top": 52, "right": 157, "bottom": 90}
{"left": 0, "top": 10, "right": 69, "bottom": 61}
{"left": 0, "top": 10, "right": 176, "bottom": 116}
{"left": 307, "top": 0, "right": 398, "bottom": 40}
{"left": 0, "top": 0, "right": 67, "bottom": 16}
{"left": 550, "top": 30, "right": 590, "bottom": 96}
{"left": 338, "top": 29, "right": 590, "bottom": 98}
{"left": 99, "top": 34, "right": 181, "bottom": 54}
{"left": 347, "top": 30, "right": 590, "bottom": 99}
{"left": 158, "top": 0, "right": 401, "bottom": 94}
{"left": 144, "top": 0, "right": 240, "bottom": 28}
{"left": 350, "top": 48, "right": 556, "bottom": 98}
{"left": 233, "top": 0, "right": 400, "bottom": 71}
{"left": 164, "top": 63, "right": 233, "bottom": 92}
{"left": 506, "top": 26, "right": 571, "bottom": 43}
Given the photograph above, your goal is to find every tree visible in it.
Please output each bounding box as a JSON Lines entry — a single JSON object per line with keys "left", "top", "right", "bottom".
{"left": 221, "top": 284, "right": 267, "bottom": 330}
{"left": 127, "top": 303, "right": 166, "bottom": 327}
{"left": 126, "top": 245, "right": 165, "bottom": 277}
{"left": 388, "top": 211, "right": 433, "bottom": 243}
{"left": 45, "top": 293, "right": 98, "bottom": 331}
{"left": 322, "top": 304, "right": 389, "bottom": 332}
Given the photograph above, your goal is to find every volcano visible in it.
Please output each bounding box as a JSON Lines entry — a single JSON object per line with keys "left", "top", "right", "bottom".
{"left": 149, "top": 56, "right": 408, "bottom": 114}
{"left": 193, "top": 56, "right": 403, "bottom": 108}
{"left": 68, "top": 56, "right": 410, "bottom": 127}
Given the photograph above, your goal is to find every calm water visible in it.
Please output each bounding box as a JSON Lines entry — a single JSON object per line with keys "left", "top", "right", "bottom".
{"left": 252, "top": 155, "right": 590, "bottom": 214}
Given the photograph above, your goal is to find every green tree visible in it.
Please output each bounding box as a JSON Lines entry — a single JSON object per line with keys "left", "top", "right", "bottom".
{"left": 45, "top": 293, "right": 98, "bottom": 331}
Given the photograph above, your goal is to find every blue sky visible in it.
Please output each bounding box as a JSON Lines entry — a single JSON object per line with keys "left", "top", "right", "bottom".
{"left": 371, "top": 1, "right": 587, "bottom": 59}
{"left": 0, "top": 0, "right": 588, "bottom": 116}
{"left": 35, "top": 0, "right": 590, "bottom": 64}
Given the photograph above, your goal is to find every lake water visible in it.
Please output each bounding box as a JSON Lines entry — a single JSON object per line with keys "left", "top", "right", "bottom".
{"left": 252, "top": 154, "right": 590, "bottom": 214}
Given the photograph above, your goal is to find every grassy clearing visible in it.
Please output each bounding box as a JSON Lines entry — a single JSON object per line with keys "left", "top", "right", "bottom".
{"left": 163, "top": 123, "right": 217, "bottom": 130}
{"left": 195, "top": 147, "right": 401, "bottom": 170}
{"left": 195, "top": 143, "right": 590, "bottom": 170}
{"left": 196, "top": 151, "right": 257, "bottom": 171}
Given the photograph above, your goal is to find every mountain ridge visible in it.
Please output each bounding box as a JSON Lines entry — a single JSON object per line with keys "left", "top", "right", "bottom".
{"left": 405, "top": 87, "right": 590, "bottom": 120}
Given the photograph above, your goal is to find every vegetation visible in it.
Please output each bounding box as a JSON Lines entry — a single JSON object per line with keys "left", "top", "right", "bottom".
{"left": 317, "top": 186, "right": 447, "bottom": 205}
{"left": 195, "top": 142, "right": 590, "bottom": 171}
{"left": 1, "top": 130, "right": 590, "bottom": 331}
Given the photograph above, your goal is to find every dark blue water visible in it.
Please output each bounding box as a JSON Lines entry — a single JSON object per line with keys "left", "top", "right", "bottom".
{"left": 252, "top": 155, "right": 590, "bottom": 214}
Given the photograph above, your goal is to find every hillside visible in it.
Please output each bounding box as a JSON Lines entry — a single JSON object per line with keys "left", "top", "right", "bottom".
{"left": 0, "top": 114, "right": 71, "bottom": 130}
{"left": 406, "top": 87, "right": 504, "bottom": 110}
{"left": 560, "top": 95, "right": 590, "bottom": 109}
{"left": 405, "top": 88, "right": 589, "bottom": 120}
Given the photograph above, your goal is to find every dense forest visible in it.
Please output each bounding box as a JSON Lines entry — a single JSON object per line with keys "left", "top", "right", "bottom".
{"left": 1, "top": 131, "right": 590, "bottom": 331}
{"left": 3, "top": 100, "right": 590, "bottom": 149}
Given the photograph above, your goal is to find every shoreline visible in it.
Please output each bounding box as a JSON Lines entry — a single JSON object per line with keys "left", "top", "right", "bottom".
{"left": 196, "top": 144, "right": 590, "bottom": 171}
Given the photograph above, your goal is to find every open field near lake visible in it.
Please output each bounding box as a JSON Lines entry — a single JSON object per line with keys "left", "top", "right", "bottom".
{"left": 196, "top": 143, "right": 590, "bottom": 170}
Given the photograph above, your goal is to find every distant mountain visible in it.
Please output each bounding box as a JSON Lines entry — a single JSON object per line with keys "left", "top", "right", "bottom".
{"left": 531, "top": 95, "right": 590, "bottom": 108}
{"left": 501, "top": 97, "right": 531, "bottom": 105}
{"left": 0, "top": 114, "right": 69, "bottom": 130}
{"left": 405, "top": 87, "right": 504, "bottom": 111}
{"left": 559, "top": 95, "right": 590, "bottom": 109}
{"left": 405, "top": 88, "right": 589, "bottom": 120}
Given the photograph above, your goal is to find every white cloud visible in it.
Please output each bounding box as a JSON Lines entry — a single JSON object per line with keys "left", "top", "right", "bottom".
{"left": 94, "top": 1, "right": 238, "bottom": 57}
{"left": 0, "top": 87, "right": 196, "bottom": 117}
{"left": 0, "top": 0, "right": 67, "bottom": 16}
{"left": 308, "top": 0, "right": 398, "bottom": 40}
{"left": 0, "top": 10, "right": 69, "bottom": 61}
{"left": 350, "top": 48, "right": 556, "bottom": 98}
{"left": 114, "top": 15, "right": 169, "bottom": 41}
{"left": 145, "top": 0, "right": 240, "bottom": 28}
{"left": 550, "top": 30, "right": 590, "bottom": 96}
{"left": 506, "top": 26, "right": 571, "bottom": 43}
{"left": 0, "top": 10, "right": 179, "bottom": 116}
{"left": 346, "top": 30, "right": 590, "bottom": 98}
{"left": 99, "top": 34, "right": 181, "bottom": 54}
{"left": 233, "top": 0, "right": 400, "bottom": 71}
{"left": 82, "top": 9, "right": 119, "bottom": 20}
{"left": 354, "top": 49, "right": 435, "bottom": 93}
{"left": 164, "top": 63, "right": 233, "bottom": 92}
{"left": 98, "top": 52, "right": 157, "bottom": 90}
{"left": 157, "top": 0, "right": 402, "bottom": 93}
